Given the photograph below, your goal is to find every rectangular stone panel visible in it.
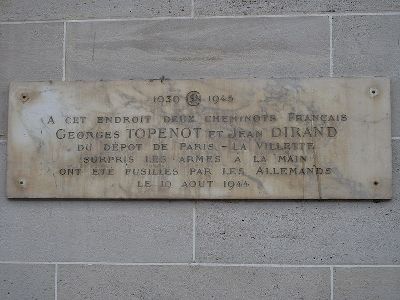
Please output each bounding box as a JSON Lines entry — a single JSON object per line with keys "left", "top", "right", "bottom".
{"left": 65, "top": 17, "right": 329, "bottom": 80}
{"left": 0, "top": 263, "right": 55, "bottom": 299}
{"left": 0, "top": 0, "right": 191, "bottom": 21}
{"left": 194, "top": 0, "right": 400, "bottom": 16}
{"left": 57, "top": 265, "right": 330, "bottom": 300}
{"left": 7, "top": 78, "right": 391, "bottom": 199}
{"left": 334, "top": 267, "right": 400, "bottom": 300}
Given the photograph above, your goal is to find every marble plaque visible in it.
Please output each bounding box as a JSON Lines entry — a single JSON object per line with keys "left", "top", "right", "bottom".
{"left": 7, "top": 78, "right": 391, "bottom": 199}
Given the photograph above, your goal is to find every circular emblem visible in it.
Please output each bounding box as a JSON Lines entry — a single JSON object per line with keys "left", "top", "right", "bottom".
{"left": 186, "top": 91, "right": 201, "bottom": 106}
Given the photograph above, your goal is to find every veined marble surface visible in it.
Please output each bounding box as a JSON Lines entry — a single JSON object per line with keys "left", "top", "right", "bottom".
{"left": 7, "top": 78, "right": 391, "bottom": 199}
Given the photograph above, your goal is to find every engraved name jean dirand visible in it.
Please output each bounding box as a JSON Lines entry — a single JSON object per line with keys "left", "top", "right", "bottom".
{"left": 7, "top": 78, "right": 391, "bottom": 199}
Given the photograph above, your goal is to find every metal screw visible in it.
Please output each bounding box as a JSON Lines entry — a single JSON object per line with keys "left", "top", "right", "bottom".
{"left": 369, "top": 88, "right": 379, "bottom": 97}
{"left": 18, "top": 178, "right": 26, "bottom": 187}
{"left": 20, "top": 93, "right": 30, "bottom": 102}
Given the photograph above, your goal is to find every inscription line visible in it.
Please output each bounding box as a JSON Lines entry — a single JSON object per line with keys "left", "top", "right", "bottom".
{"left": 2, "top": 137, "right": 400, "bottom": 143}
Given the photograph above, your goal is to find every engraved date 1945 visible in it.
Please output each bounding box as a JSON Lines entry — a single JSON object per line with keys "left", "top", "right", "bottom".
{"left": 208, "top": 95, "right": 234, "bottom": 104}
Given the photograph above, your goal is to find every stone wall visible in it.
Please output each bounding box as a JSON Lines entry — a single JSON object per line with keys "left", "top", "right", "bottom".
{"left": 0, "top": 1, "right": 399, "bottom": 299}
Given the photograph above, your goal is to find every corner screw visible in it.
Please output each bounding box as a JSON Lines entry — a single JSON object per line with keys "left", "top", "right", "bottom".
{"left": 18, "top": 178, "right": 27, "bottom": 188}
{"left": 369, "top": 88, "right": 379, "bottom": 98}
{"left": 20, "top": 93, "right": 30, "bottom": 102}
